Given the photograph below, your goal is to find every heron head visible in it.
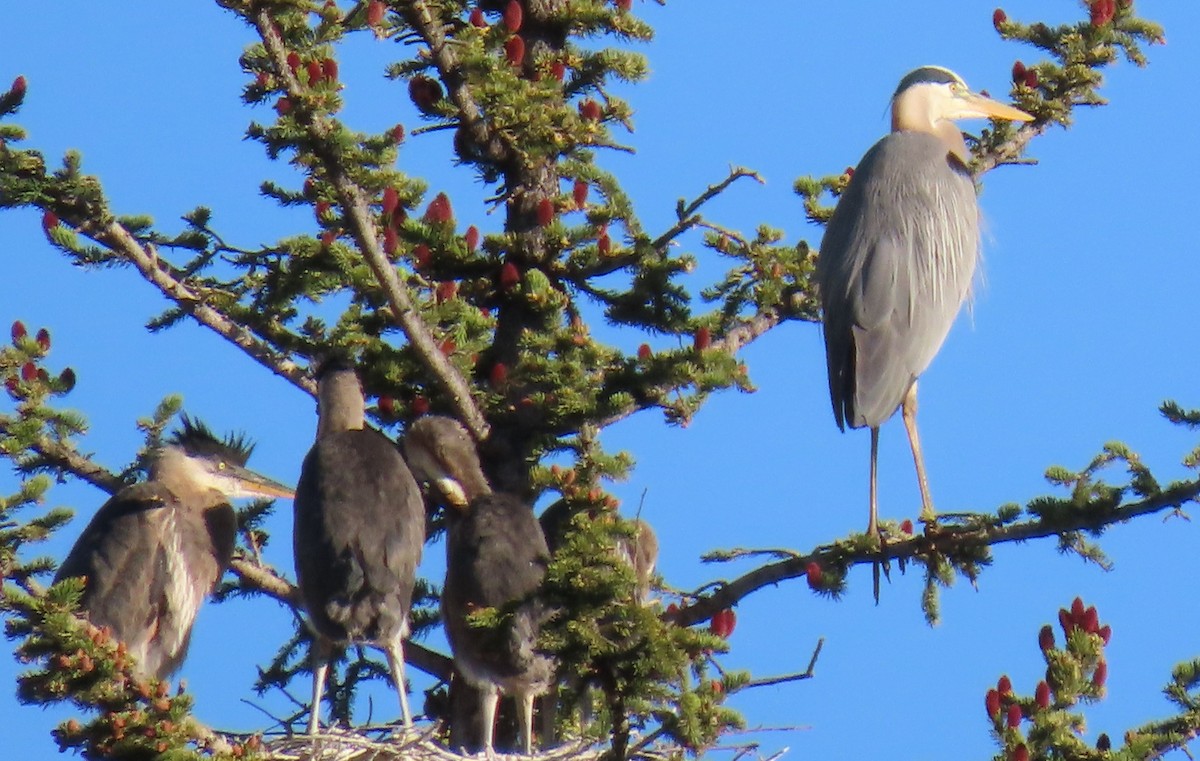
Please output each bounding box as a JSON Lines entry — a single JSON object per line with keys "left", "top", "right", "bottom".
{"left": 891, "top": 65, "right": 1033, "bottom": 131}
{"left": 402, "top": 415, "right": 491, "bottom": 509}
{"left": 164, "top": 416, "right": 295, "bottom": 500}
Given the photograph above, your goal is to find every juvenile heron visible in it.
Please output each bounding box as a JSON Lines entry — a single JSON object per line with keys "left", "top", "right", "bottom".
{"left": 817, "top": 65, "right": 1033, "bottom": 537}
{"left": 403, "top": 416, "right": 555, "bottom": 755}
{"left": 55, "top": 416, "right": 293, "bottom": 679}
{"left": 539, "top": 501, "right": 658, "bottom": 604}
{"left": 293, "top": 360, "right": 426, "bottom": 733}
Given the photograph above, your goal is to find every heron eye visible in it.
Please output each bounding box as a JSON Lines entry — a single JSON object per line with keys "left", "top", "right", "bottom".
{"left": 218, "top": 462, "right": 227, "bottom": 471}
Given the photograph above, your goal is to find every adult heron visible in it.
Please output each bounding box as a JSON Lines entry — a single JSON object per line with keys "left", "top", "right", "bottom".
{"left": 54, "top": 416, "right": 294, "bottom": 679}
{"left": 817, "top": 65, "right": 1033, "bottom": 538}
{"left": 403, "top": 415, "right": 555, "bottom": 755}
{"left": 293, "top": 359, "right": 426, "bottom": 734}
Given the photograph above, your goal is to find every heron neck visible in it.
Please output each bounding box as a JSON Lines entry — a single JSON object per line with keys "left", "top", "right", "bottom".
{"left": 316, "top": 371, "right": 366, "bottom": 437}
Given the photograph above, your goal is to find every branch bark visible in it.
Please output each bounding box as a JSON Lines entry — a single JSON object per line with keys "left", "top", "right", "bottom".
{"left": 253, "top": 9, "right": 491, "bottom": 442}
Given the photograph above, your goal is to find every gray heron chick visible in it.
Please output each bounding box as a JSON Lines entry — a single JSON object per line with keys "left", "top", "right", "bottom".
{"left": 55, "top": 416, "right": 293, "bottom": 679}
{"left": 817, "top": 65, "right": 1033, "bottom": 537}
{"left": 293, "top": 360, "right": 426, "bottom": 733}
{"left": 403, "top": 415, "right": 555, "bottom": 755}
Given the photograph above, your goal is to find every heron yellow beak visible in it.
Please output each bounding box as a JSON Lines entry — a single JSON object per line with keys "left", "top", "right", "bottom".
{"left": 229, "top": 465, "right": 296, "bottom": 499}
{"left": 954, "top": 91, "right": 1034, "bottom": 123}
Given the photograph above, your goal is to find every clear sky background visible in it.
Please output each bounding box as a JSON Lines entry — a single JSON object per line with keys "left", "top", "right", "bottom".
{"left": 3, "top": 2, "right": 1199, "bottom": 759}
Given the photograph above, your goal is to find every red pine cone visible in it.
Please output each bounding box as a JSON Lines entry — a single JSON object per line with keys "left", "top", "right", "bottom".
{"left": 424, "top": 192, "right": 453, "bottom": 224}
{"left": 1035, "top": 681, "right": 1051, "bottom": 709}
{"left": 637, "top": 343, "right": 652, "bottom": 360}
{"left": 41, "top": 210, "right": 59, "bottom": 233}
{"left": 1006, "top": 703, "right": 1022, "bottom": 729}
{"left": 435, "top": 281, "right": 458, "bottom": 303}
{"left": 693, "top": 326, "right": 712, "bottom": 351}
{"left": 985, "top": 689, "right": 1001, "bottom": 718}
{"left": 504, "top": 35, "right": 526, "bottom": 67}
{"left": 489, "top": 362, "right": 508, "bottom": 388}
{"left": 997, "top": 675, "right": 1012, "bottom": 695}
{"left": 709, "top": 608, "right": 737, "bottom": 638}
{"left": 321, "top": 58, "right": 339, "bottom": 82}
{"left": 550, "top": 61, "right": 566, "bottom": 81}
{"left": 992, "top": 9, "right": 1007, "bottom": 29}
{"left": 469, "top": 7, "right": 487, "bottom": 27}
{"left": 382, "top": 187, "right": 400, "bottom": 218}
{"left": 392, "top": 124, "right": 406, "bottom": 143}
{"left": 306, "top": 60, "right": 323, "bottom": 85}
{"left": 499, "top": 261, "right": 521, "bottom": 291}
{"left": 11, "top": 75, "right": 26, "bottom": 97}
{"left": 503, "top": 0, "right": 523, "bottom": 32}
{"left": 899, "top": 519, "right": 913, "bottom": 535}
{"left": 573, "top": 180, "right": 589, "bottom": 208}
{"left": 1090, "top": 0, "right": 1115, "bottom": 27}
{"left": 1098, "top": 624, "right": 1112, "bottom": 645}
{"left": 367, "top": 0, "right": 386, "bottom": 28}
{"left": 805, "top": 561, "right": 822, "bottom": 590}
{"left": 11, "top": 321, "right": 27, "bottom": 343}
{"left": 286, "top": 51, "right": 302, "bottom": 74}
{"left": 464, "top": 225, "right": 480, "bottom": 252}
{"left": 1092, "top": 659, "right": 1108, "bottom": 689}
{"left": 411, "top": 395, "right": 430, "bottom": 416}
{"left": 21, "top": 362, "right": 37, "bottom": 382}
{"left": 579, "top": 99, "right": 602, "bottom": 121}
{"left": 536, "top": 198, "right": 554, "bottom": 227}
{"left": 1012, "top": 745, "right": 1029, "bottom": 761}
{"left": 378, "top": 396, "right": 396, "bottom": 418}
{"left": 413, "top": 244, "right": 432, "bottom": 270}
{"left": 35, "top": 328, "right": 50, "bottom": 351}
{"left": 1038, "top": 624, "right": 1054, "bottom": 652}
{"left": 408, "top": 76, "right": 444, "bottom": 114}
{"left": 1011, "top": 61, "right": 1026, "bottom": 83}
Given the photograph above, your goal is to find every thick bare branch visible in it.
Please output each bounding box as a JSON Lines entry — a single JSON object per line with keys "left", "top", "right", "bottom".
{"left": 253, "top": 10, "right": 490, "bottom": 442}
{"left": 77, "top": 221, "right": 315, "bottom": 396}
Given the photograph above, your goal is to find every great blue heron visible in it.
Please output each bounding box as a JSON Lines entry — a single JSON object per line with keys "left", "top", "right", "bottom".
{"left": 54, "top": 416, "right": 294, "bottom": 679}
{"left": 402, "top": 415, "right": 555, "bottom": 755}
{"left": 817, "top": 65, "right": 1033, "bottom": 537}
{"left": 293, "top": 360, "right": 426, "bottom": 734}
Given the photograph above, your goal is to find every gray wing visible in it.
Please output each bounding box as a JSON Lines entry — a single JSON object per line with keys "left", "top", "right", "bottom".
{"left": 443, "top": 493, "right": 554, "bottom": 688}
{"left": 294, "top": 427, "right": 426, "bottom": 645}
{"left": 55, "top": 484, "right": 182, "bottom": 676}
{"left": 817, "top": 130, "right": 979, "bottom": 430}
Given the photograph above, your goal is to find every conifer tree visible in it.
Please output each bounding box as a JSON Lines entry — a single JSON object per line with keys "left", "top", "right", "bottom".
{"left": 2, "top": 2, "right": 1197, "bottom": 760}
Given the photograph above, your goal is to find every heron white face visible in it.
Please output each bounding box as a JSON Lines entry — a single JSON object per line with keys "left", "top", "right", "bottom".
{"left": 182, "top": 453, "right": 295, "bottom": 500}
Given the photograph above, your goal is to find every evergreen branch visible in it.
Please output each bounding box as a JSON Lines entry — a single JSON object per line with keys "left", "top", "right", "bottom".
{"left": 74, "top": 220, "right": 316, "bottom": 396}
{"left": 673, "top": 477, "right": 1200, "bottom": 628}
{"left": 253, "top": 9, "right": 490, "bottom": 442}
{"left": 0, "top": 415, "right": 122, "bottom": 495}
{"left": 972, "top": 120, "right": 1050, "bottom": 178}
{"left": 593, "top": 309, "right": 783, "bottom": 429}
{"left": 399, "top": 1, "right": 508, "bottom": 169}
{"left": 651, "top": 167, "right": 764, "bottom": 251}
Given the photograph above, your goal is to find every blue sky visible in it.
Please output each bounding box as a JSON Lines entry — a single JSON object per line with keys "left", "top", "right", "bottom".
{"left": 3, "top": 1, "right": 1200, "bottom": 758}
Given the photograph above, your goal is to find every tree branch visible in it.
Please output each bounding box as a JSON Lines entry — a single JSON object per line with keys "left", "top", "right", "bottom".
{"left": 75, "top": 220, "right": 315, "bottom": 396}
{"left": 672, "top": 478, "right": 1200, "bottom": 627}
{"left": 253, "top": 9, "right": 490, "bottom": 442}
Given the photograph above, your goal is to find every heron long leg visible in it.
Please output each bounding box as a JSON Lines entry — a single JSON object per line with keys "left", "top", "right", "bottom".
{"left": 307, "top": 657, "right": 328, "bottom": 735}
{"left": 517, "top": 692, "right": 536, "bottom": 755}
{"left": 868, "top": 426, "right": 880, "bottom": 538}
{"left": 901, "top": 382, "right": 936, "bottom": 523}
{"left": 480, "top": 687, "right": 500, "bottom": 758}
{"left": 384, "top": 639, "right": 413, "bottom": 728}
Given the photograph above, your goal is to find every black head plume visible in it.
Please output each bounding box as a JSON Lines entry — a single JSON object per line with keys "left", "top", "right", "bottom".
{"left": 168, "top": 414, "right": 255, "bottom": 466}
